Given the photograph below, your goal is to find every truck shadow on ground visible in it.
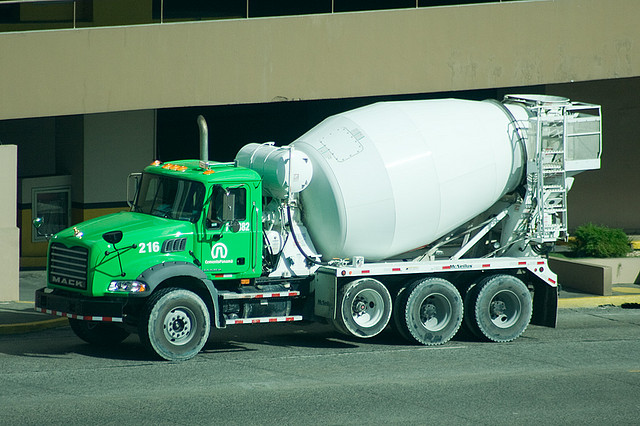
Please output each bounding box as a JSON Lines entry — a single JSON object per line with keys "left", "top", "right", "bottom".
{"left": 0, "top": 322, "right": 482, "bottom": 362}
{"left": 203, "top": 321, "right": 481, "bottom": 355}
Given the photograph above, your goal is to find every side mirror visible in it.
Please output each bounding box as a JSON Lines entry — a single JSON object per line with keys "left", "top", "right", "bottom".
{"left": 127, "top": 173, "right": 142, "bottom": 208}
{"left": 222, "top": 192, "right": 236, "bottom": 222}
{"left": 33, "top": 217, "right": 44, "bottom": 230}
{"left": 103, "top": 230, "right": 123, "bottom": 245}
{"left": 32, "top": 217, "right": 53, "bottom": 240}
{"left": 221, "top": 192, "right": 242, "bottom": 233}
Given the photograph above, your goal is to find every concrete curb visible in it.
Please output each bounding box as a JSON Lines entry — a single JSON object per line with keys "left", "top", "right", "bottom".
{"left": 558, "top": 294, "right": 640, "bottom": 309}
{"left": 0, "top": 317, "right": 68, "bottom": 335}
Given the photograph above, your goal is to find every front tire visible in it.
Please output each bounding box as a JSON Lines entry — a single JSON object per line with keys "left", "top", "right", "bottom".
{"left": 69, "top": 319, "right": 130, "bottom": 346}
{"left": 334, "top": 278, "right": 392, "bottom": 338}
{"left": 139, "top": 288, "right": 211, "bottom": 361}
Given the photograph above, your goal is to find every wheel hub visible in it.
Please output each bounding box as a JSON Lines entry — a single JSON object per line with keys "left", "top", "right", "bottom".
{"left": 490, "top": 300, "right": 508, "bottom": 322}
{"left": 164, "top": 307, "right": 194, "bottom": 345}
{"left": 419, "top": 294, "right": 451, "bottom": 332}
{"left": 350, "top": 289, "right": 384, "bottom": 327}
{"left": 354, "top": 299, "right": 368, "bottom": 314}
{"left": 421, "top": 302, "right": 437, "bottom": 319}
{"left": 488, "top": 290, "right": 521, "bottom": 329}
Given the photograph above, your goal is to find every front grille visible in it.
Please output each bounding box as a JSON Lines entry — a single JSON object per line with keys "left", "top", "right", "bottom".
{"left": 49, "top": 243, "right": 89, "bottom": 290}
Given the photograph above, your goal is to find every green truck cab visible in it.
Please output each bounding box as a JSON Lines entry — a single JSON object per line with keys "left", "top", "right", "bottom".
{"left": 35, "top": 159, "right": 286, "bottom": 361}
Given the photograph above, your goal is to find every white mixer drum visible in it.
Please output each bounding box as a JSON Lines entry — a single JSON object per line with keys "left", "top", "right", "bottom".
{"left": 291, "top": 99, "right": 525, "bottom": 261}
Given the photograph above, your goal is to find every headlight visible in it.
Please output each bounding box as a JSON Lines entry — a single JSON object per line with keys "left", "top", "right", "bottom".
{"left": 108, "top": 280, "right": 148, "bottom": 293}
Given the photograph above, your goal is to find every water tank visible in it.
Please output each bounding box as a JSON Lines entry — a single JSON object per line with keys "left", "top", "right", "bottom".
{"left": 290, "top": 99, "right": 525, "bottom": 261}
{"left": 236, "top": 143, "right": 313, "bottom": 199}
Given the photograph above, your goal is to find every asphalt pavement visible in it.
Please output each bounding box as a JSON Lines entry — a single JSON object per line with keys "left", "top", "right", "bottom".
{"left": 1, "top": 269, "right": 640, "bottom": 335}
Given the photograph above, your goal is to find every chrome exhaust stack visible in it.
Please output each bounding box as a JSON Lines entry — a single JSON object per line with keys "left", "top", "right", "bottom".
{"left": 197, "top": 115, "right": 208, "bottom": 164}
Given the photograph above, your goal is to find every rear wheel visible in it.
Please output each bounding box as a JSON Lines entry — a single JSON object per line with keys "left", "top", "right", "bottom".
{"left": 69, "top": 319, "right": 130, "bottom": 346}
{"left": 462, "top": 282, "right": 483, "bottom": 339}
{"left": 334, "top": 278, "right": 392, "bottom": 338}
{"left": 395, "top": 277, "right": 463, "bottom": 345}
{"left": 392, "top": 286, "right": 412, "bottom": 341}
{"left": 465, "top": 274, "right": 532, "bottom": 342}
{"left": 139, "top": 288, "right": 210, "bottom": 361}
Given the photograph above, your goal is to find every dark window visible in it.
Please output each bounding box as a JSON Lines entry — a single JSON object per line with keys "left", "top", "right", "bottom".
{"left": 334, "top": 0, "right": 415, "bottom": 13}
{"left": 248, "top": 0, "right": 330, "bottom": 18}
{"left": 208, "top": 186, "right": 246, "bottom": 229}
{"left": 153, "top": 0, "right": 246, "bottom": 20}
{"left": 134, "top": 173, "right": 205, "bottom": 223}
{"left": 418, "top": 0, "right": 495, "bottom": 6}
{"left": 0, "top": 4, "right": 20, "bottom": 24}
{"left": 0, "top": 0, "right": 92, "bottom": 25}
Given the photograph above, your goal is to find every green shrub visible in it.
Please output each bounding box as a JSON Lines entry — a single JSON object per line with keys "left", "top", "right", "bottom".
{"left": 570, "top": 223, "right": 631, "bottom": 258}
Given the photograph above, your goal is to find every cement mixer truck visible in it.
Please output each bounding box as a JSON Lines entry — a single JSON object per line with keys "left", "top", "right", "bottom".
{"left": 35, "top": 95, "right": 602, "bottom": 361}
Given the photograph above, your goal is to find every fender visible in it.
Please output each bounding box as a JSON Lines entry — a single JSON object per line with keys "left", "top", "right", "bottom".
{"left": 137, "top": 261, "right": 222, "bottom": 328}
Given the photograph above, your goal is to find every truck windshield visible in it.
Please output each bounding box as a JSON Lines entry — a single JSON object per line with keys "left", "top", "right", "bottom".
{"left": 133, "top": 173, "right": 205, "bottom": 223}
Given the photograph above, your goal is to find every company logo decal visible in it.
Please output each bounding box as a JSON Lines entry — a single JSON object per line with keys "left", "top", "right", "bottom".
{"left": 206, "top": 243, "right": 233, "bottom": 265}
{"left": 51, "top": 274, "right": 86, "bottom": 289}
{"left": 211, "top": 243, "right": 228, "bottom": 259}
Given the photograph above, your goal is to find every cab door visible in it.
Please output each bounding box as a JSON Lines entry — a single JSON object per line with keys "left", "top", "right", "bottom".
{"left": 200, "top": 184, "right": 255, "bottom": 277}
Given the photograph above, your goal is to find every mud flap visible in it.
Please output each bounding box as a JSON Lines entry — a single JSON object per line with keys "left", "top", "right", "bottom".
{"left": 531, "top": 282, "right": 558, "bottom": 328}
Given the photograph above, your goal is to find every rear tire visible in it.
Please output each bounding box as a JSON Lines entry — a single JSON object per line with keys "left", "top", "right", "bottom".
{"left": 139, "top": 288, "right": 210, "bottom": 361}
{"left": 395, "top": 277, "right": 463, "bottom": 345}
{"left": 392, "top": 286, "right": 413, "bottom": 342}
{"left": 334, "top": 278, "right": 392, "bottom": 338}
{"left": 465, "top": 274, "right": 532, "bottom": 342}
{"left": 462, "top": 282, "right": 483, "bottom": 339}
{"left": 69, "top": 319, "right": 130, "bottom": 346}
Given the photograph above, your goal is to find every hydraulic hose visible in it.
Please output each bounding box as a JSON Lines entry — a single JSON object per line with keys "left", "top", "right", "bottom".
{"left": 286, "top": 205, "right": 324, "bottom": 266}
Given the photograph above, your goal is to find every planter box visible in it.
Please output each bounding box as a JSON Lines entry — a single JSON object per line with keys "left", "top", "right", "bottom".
{"left": 548, "top": 256, "right": 640, "bottom": 296}
{"left": 594, "top": 258, "right": 640, "bottom": 284}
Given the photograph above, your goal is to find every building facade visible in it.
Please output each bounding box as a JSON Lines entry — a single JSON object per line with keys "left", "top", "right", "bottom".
{"left": 1, "top": 0, "right": 639, "bottom": 269}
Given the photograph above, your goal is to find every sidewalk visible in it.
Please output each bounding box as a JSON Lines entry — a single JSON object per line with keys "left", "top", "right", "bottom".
{"left": 0, "top": 270, "right": 69, "bottom": 335}
{"left": 2, "top": 270, "right": 640, "bottom": 335}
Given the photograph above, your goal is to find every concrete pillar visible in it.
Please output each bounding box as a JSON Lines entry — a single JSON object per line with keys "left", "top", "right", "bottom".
{"left": 0, "top": 145, "right": 19, "bottom": 301}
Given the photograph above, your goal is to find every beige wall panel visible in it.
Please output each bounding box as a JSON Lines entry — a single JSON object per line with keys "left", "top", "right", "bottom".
{"left": 0, "top": 227, "right": 20, "bottom": 301}
{"left": 0, "top": 145, "right": 19, "bottom": 301}
{"left": 1, "top": 0, "right": 639, "bottom": 120}
{"left": 0, "top": 145, "right": 18, "bottom": 227}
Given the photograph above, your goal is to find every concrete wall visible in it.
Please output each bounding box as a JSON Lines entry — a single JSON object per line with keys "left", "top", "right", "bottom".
{"left": 548, "top": 77, "right": 640, "bottom": 232}
{"left": 549, "top": 257, "right": 613, "bottom": 296}
{"left": 55, "top": 115, "right": 85, "bottom": 206}
{"left": 0, "top": 118, "right": 56, "bottom": 177}
{"left": 597, "top": 258, "right": 640, "bottom": 285}
{"left": 549, "top": 256, "right": 640, "bottom": 296}
{"left": 1, "top": 0, "right": 639, "bottom": 120}
{"left": 0, "top": 145, "right": 19, "bottom": 301}
{"left": 7, "top": 111, "right": 155, "bottom": 265}
{"left": 83, "top": 110, "right": 155, "bottom": 205}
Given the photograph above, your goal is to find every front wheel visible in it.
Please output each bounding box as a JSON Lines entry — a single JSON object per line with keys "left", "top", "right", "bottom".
{"left": 334, "top": 278, "right": 392, "bottom": 338}
{"left": 139, "top": 288, "right": 211, "bottom": 361}
{"left": 69, "top": 319, "right": 130, "bottom": 346}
